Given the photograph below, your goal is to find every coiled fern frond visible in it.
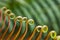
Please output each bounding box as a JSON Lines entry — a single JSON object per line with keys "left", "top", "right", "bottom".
{"left": 0, "top": 7, "right": 60, "bottom": 40}
{"left": 0, "top": 0, "right": 60, "bottom": 40}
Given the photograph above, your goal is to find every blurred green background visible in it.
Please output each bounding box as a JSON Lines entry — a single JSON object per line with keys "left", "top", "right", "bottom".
{"left": 0, "top": 0, "right": 60, "bottom": 40}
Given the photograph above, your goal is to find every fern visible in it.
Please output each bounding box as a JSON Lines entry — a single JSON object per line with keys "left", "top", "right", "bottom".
{"left": 0, "top": 0, "right": 60, "bottom": 40}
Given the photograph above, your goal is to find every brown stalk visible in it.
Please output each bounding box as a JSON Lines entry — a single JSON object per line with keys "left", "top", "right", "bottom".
{"left": 6, "top": 18, "right": 17, "bottom": 40}
{"left": 0, "top": 10, "right": 2, "bottom": 22}
{"left": 26, "top": 26, "right": 42, "bottom": 40}
{"left": 0, "top": 16, "right": 10, "bottom": 40}
{"left": 26, "top": 27, "right": 37, "bottom": 40}
{"left": 44, "top": 32, "right": 50, "bottom": 40}
{"left": 11, "top": 16, "right": 23, "bottom": 40}
{"left": 36, "top": 29, "right": 43, "bottom": 40}
{"left": 18, "top": 19, "right": 28, "bottom": 40}
{"left": 0, "top": 10, "right": 6, "bottom": 32}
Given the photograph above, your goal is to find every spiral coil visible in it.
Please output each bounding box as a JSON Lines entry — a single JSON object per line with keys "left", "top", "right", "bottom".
{"left": 0, "top": 7, "right": 60, "bottom": 40}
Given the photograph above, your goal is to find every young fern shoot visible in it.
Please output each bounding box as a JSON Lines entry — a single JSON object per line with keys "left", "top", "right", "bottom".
{"left": 5, "top": 13, "right": 16, "bottom": 40}
{"left": 11, "top": 16, "right": 23, "bottom": 40}
{"left": 36, "top": 25, "right": 48, "bottom": 40}
{"left": 44, "top": 31, "right": 57, "bottom": 40}
{"left": 0, "top": 9, "right": 11, "bottom": 40}
{"left": 18, "top": 19, "right": 34, "bottom": 40}
{"left": 0, "top": 7, "right": 7, "bottom": 32}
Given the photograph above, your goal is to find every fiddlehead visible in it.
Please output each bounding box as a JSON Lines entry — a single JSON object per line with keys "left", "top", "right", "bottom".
{"left": 44, "top": 31, "right": 57, "bottom": 40}
{"left": 0, "top": 7, "right": 7, "bottom": 32}
{"left": 0, "top": 9, "right": 11, "bottom": 40}
{"left": 5, "top": 13, "right": 16, "bottom": 40}
{"left": 11, "top": 16, "right": 22, "bottom": 40}
{"left": 36, "top": 25, "right": 48, "bottom": 40}
{"left": 18, "top": 19, "right": 34, "bottom": 40}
